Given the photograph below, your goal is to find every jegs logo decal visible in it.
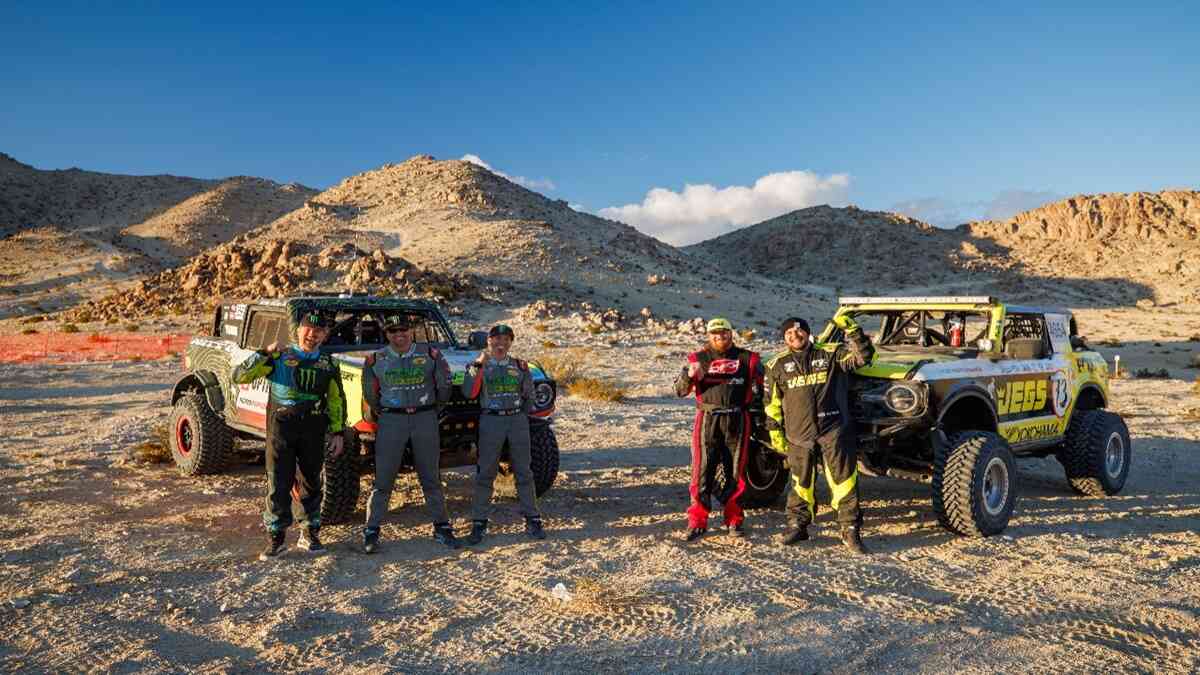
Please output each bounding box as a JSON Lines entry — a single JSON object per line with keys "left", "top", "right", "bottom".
{"left": 996, "top": 378, "right": 1048, "bottom": 415}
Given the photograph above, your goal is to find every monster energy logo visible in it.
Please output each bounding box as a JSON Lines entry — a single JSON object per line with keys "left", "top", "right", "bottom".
{"left": 384, "top": 367, "right": 425, "bottom": 386}
{"left": 295, "top": 367, "right": 318, "bottom": 390}
{"left": 488, "top": 374, "right": 520, "bottom": 394}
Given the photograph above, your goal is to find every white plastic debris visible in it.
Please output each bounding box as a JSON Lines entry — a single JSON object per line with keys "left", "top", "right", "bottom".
{"left": 551, "top": 582, "right": 573, "bottom": 602}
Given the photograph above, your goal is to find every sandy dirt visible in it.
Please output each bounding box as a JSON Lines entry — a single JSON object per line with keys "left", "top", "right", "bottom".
{"left": 2, "top": 319, "right": 1198, "bottom": 674}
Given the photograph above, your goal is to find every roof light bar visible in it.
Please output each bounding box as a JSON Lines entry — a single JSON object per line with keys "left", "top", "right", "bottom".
{"left": 839, "top": 296, "right": 996, "bottom": 305}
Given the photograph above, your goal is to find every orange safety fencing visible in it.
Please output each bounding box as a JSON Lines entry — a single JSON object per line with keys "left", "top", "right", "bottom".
{"left": 0, "top": 332, "right": 193, "bottom": 364}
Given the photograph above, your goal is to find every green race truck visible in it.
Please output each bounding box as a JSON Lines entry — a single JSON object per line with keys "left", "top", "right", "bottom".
{"left": 168, "top": 295, "right": 560, "bottom": 523}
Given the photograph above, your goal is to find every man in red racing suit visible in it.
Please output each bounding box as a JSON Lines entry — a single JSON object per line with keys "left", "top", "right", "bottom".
{"left": 674, "top": 317, "right": 763, "bottom": 541}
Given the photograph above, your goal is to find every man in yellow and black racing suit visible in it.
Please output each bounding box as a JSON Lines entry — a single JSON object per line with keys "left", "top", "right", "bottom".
{"left": 764, "top": 314, "right": 874, "bottom": 554}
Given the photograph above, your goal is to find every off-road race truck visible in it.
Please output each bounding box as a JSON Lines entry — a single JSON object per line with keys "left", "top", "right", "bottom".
{"left": 167, "top": 295, "right": 560, "bottom": 523}
{"left": 742, "top": 296, "right": 1130, "bottom": 536}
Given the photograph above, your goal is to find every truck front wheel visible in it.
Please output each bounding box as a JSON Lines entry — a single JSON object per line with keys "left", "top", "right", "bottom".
{"left": 169, "top": 393, "right": 232, "bottom": 475}
{"left": 932, "top": 431, "right": 1017, "bottom": 537}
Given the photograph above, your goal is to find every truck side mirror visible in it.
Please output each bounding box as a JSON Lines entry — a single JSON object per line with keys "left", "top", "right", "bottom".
{"left": 468, "top": 331, "right": 488, "bottom": 349}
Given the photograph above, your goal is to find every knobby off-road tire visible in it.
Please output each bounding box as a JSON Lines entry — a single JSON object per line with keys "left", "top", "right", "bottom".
{"left": 529, "top": 423, "right": 560, "bottom": 497}
{"left": 738, "top": 438, "right": 789, "bottom": 508}
{"left": 169, "top": 393, "right": 233, "bottom": 476}
{"left": 1057, "top": 409, "right": 1131, "bottom": 496}
{"left": 932, "top": 431, "right": 1017, "bottom": 537}
{"left": 318, "top": 430, "right": 361, "bottom": 524}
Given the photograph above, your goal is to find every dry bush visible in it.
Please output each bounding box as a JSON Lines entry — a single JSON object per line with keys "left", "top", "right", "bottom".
{"left": 566, "top": 377, "right": 627, "bottom": 402}
{"left": 584, "top": 324, "right": 604, "bottom": 335}
{"left": 60, "top": 323, "right": 79, "bottom": 333}
{"left": 1134, "top": 368, "right": 1170, "bottom": 379}
{"left": 563, "top": 577, "right": 660, "bottom": 614}
{"left": 128, "top": 423, "right": 173, "bottom": 464}
{"left": 20, "top": 327, "right": 38, "bottom": 335}
{"left": 125, "top": 323, "right": 140, "bottom": 332}
{"left": 533, "top": 348, "right": 589, "bottom": 386}
{"left": 541, "top": 340, "right": 558, "bottom": 349}
{"left": 533, "top": 323, "right": 549, "bottom": 332}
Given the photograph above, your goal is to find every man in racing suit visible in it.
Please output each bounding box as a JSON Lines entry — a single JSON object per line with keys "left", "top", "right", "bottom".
{"left": 462, "top": 324, "right": 546, "bottom": 545}
{"left": 764, "top": 314, "right": 874, "bottom": 554}
{"left": 232, "top": 309, "right": 346, "bottom": 560}
{"left": 674, "top": 317, "right": 762, "bottom": 541}
{"left": 361, "top": 314, "right": 457, "bottom": 553}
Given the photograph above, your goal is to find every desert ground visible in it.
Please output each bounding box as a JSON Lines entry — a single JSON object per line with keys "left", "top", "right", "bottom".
{"left": 2, "top": 308, "right": 1199, "bottom": 674}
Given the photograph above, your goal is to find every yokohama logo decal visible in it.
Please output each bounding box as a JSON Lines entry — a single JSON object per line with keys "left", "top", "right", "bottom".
{"left": 708, "top": 359, "right": 740, "bottom": 375}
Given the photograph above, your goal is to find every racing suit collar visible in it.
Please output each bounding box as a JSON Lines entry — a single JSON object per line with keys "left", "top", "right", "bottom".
{"left": 289, "top": 344, "right": 321, "bottom": 359}
{"left": 387, "top": 344, "right": 416, "bottom": 359}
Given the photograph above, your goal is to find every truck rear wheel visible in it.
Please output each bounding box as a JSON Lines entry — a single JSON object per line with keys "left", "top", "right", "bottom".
{"left": 738, "top": 438, "right": 789, "bottom": 507}
{"left": 1057, "top": 410, "right": 1131, "bottom": 496}
{"left": 169, "top": 393, "right": 232, "bottom": 475}
{"left": 319, "top": 430, "right": 362, "bottom": 524}
{"left": 932, "top": 431, "right": 1016, "bottom": 537}
{"left": 529, "top": 423, "right": 560, "bottom": 497}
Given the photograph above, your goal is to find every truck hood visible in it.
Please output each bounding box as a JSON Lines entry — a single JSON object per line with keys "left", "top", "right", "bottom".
{"left": 334, "top": 347, "right": 551, "bottom": 385}
{"left": 854, "top": 348, "right": 973, "bottom": 380}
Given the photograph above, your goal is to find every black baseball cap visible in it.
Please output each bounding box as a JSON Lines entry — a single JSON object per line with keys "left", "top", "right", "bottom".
{"left": 383, "top": 314, "right": 412, "bottom": 330}
{"left": 488, "top": 324, "right": 515, "bottom": 338}
{"left": 299, "top": 311, "right": 336, "bottom": 328}
{"left": 779, "top": 317, "right": 810, "bottom": 337}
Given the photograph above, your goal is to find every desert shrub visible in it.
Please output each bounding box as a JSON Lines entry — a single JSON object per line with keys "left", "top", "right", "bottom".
{"left": 125, "top": 323, "right": 140, "bottom": 332}
{"left": 566, "top": 377, "right": 627, "bottom": 402}
{"left": 541, "top": 340, "right": 558, "bottom": 349}
{"left": 533, "top": 323, "right": 549, "bottom": 333}
{"left": 20, "top": 328, "right": 38, "bottom": 335}
{"left": 60, "top": 323, "right": 79, "bottom": 333}
{"left": 1133, "top": 368, "right": 1170, "bottom": 379}
{"left": 128, "top": 423, "right": 172, "bottom": 464}
{"left": 584, "top": 324, "right": 603, "bottom": 335}
{"left": 533, "top": 348, "right": 589, "bottom": 386}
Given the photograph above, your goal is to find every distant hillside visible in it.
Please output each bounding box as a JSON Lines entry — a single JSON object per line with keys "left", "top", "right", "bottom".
{"left": 0, "top": 152, "right": 216, "bottom": 234}
{"left": 119, "top": 177, "right": 316, "bottom": 264}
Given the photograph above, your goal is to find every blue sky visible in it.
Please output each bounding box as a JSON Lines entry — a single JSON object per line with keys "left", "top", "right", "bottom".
{"left": 2, "top": 2, "right": 1197, "bottom": 243}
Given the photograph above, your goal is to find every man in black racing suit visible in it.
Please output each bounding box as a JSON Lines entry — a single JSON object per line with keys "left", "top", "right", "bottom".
{"left": 764, "top": 314, "right": 874, "bottom": 554}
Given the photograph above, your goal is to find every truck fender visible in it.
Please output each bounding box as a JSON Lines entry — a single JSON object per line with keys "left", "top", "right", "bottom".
{"left": 936, "top": 385, "right": 999, "bottom": 434}
{"left": 172, "top": 370, "right": 227, "bottom": 417}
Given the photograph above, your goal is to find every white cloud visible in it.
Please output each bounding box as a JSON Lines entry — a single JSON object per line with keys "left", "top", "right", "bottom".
{"left": 891, "top": 190, "right": 1063, "bottom": 228}
{"left": 461, "top": 154, "right": 556, "bottom": 192}
{"left": 599, "top": 170, "right": 851, "bottom": 245}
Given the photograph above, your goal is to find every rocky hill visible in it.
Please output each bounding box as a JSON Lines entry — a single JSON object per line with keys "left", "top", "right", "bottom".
{"left": 686, "top": 192, "right": 1200, "bottom": 306}
{"left": 963, "top": 191, "right": 1200, "bottom": 304}
{"left": 683, "top": 205, "right": 1013, "bottom": 291}
{"left": 64, "top": 156, "right": 763, "bottom": 327}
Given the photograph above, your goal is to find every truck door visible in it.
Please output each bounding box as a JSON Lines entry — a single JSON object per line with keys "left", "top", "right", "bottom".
{"left": 232, "top": 309, "right": 288, "bottom": 429}
{"left": 995, "top": 313, "right": 1066, "bottom": 448}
